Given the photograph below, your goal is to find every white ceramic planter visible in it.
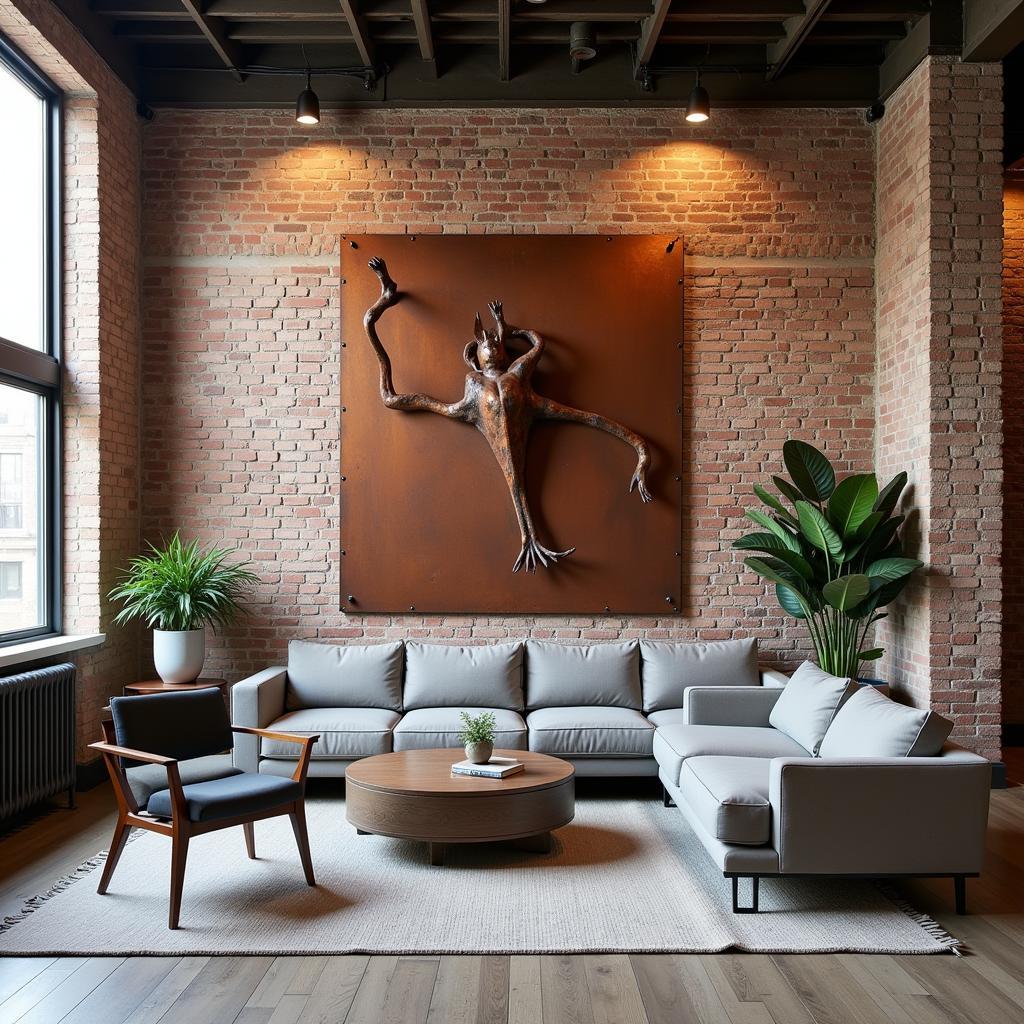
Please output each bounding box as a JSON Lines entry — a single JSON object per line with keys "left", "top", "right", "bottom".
{"left": 153, "top": 628, "right": 206, "bottom": 684}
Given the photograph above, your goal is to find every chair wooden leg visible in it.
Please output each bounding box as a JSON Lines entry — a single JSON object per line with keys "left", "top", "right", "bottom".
{"left": 243, "top": 821, "right": 256, "bottom": 859}
{"left": 289, "top": 802, "right": 315, "bottom": 886}
{"left": 168, "top": 829, "right": 190, "bottom": 930}
{"left": 96, "top": 814, "right": 131, "bottom": 896}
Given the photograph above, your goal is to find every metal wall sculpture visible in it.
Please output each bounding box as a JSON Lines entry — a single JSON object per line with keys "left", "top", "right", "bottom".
{"left": 340, "top": 234, "right": 683, "bottom": 615}
{"left": 363, "top": 255, "right": 652, "bottom": 574}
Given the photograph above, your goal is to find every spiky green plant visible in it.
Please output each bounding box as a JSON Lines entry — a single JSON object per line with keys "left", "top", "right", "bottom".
{"left": 458, "top": 711, "right": 497, "bottom": 745}
{"left": 109, "top": 532, "right": 260, "bottom": 632}
{"left": 734, "top": 440, "right": 923, "bottom": 679}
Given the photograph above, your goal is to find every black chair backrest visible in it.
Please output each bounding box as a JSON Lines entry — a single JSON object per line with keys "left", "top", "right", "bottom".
{"left": 110, "top": 687, "right": 233, "bottom": 762}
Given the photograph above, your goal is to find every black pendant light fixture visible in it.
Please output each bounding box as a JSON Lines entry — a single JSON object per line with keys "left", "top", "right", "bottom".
{"left": 685, "top": 69, "right": 710, "bottom": 124}
{"left": 296, "top": 68, "right": 320, "bottom": 125}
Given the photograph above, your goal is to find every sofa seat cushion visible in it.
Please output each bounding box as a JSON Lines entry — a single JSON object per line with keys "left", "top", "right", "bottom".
{"left": 148, "top": 772, "right": 302, "bottom": 823}
{"left": 527, "top": 707, "right": 655, "bottom": 758}
{"left": 392, "top": 708, "right": 528, "bottom": 752}
{"left": 679, "top": 756, "right": 771, "bottom": 846}
{"left": 262, "top": 708, "right": 401, "bottom": 760}
{"left": 646, "top": 708, "right": 686, "bottom": 728}
{"left": 653, "top": 724, "right": 808, "bottom": 786}
{"left": 126, "top": 753, "right": 240, "bottom": 810}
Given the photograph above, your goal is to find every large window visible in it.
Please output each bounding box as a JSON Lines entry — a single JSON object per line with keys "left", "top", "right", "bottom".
{"left": 0, "top": 37, "right": 60, "bottom": 644}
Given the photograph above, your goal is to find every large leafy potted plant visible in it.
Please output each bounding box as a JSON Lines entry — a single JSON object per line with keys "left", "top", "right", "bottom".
{"left": 110, "top": 533, "right": 260, "bottom": 683}
{"left": 734, "top": 441, "right": 922, "bottom": 679}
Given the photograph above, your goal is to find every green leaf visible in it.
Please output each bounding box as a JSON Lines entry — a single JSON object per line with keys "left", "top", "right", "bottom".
{"left": 772, "top": 475, "right": 804, "bottom": 507}
{"left": 822, "top": 574, "right": 871, "bottom": 612}
{"left": 767, "top": 548, "right": 814, "bottom": 580}
{"left": 828, "top": 473, "right": 879, "bottom": 538}
{"left": 783, "top": 440, "right": 836, "bottom": 502}
{"left": 754, "top": 485, "right": 798, "bottom": 526}
{"left": 733, "top": 532, "right": 798, "bottom": 555}
{"left": 874, "top": 471, "right": 908, "bottom": 517}
{"left": 866, "top": 557, "right": 922, "bottom": 583}
{"left": 744, "top": 557, "right": 808, "bottom": 594}
{"left": 796, "top": 501, "right": 844, "bottom": 559}
{"left": 745, "top": 508, "right": 799, "bottom": 550}
{"left": 858, "top": 648, "right": 884, "bottom": 661}
{"left": 776, "top": 583, "right": 807, "bottom": 619}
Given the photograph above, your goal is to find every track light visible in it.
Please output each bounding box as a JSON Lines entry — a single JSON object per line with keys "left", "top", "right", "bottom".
{"left": 685, "top": 70, "right": 710, "bottom": 124}
{"left": 296, "top": 70, "right": 320, "bottom": 125}
{"left": 569, "top": 22, "right": 597, "bottom": 62}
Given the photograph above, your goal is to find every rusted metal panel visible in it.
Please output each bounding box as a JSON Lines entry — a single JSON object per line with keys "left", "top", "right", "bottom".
{"left": 340, "top": 234, "right": 683, "bottom": 614}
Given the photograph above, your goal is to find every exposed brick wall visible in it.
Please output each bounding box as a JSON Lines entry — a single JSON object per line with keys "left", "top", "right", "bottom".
{"left": 139, "top": 108, "right": 876, "bottom": 682}
{"left": 1, "top": 0, "right": 141, "bottom": 759}
{"left": 875, "top": 57, "right": 1003, "bottom": 760}
{"left": 1004, "top": 173, "right": 1024, "bottom": 729}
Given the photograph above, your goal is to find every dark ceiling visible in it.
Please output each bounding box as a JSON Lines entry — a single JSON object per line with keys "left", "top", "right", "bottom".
{"left": 48, "top": 1, "right": 1024, "bottom": 114}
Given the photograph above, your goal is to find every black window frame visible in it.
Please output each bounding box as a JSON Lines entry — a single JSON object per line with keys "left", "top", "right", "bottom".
{"left": 0, "top": 34, "right": 62, "bottom": 647}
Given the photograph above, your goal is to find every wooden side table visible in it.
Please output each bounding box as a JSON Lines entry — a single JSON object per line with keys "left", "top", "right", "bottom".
{"left": 123, "top": 678, "right": 228, "bottom": 699}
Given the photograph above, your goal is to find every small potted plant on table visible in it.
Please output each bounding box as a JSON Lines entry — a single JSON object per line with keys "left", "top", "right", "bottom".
{"left": 459, "top": 711, "right": 497, "bottom": 764}
{"left": 109, "top": 532, "right": 260, "bottom": 684}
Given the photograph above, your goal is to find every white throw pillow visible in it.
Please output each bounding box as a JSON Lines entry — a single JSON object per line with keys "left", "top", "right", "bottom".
{"left": 768, "top": 661, "right": 855, "bottom": 755}
{"left": 819, "top": 685, "right": 953, "bottom": 758}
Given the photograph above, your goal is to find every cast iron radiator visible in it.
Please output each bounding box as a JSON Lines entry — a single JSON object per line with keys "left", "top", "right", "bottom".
{"left": 0, "top": 662, "right": 76, "bottom": 819}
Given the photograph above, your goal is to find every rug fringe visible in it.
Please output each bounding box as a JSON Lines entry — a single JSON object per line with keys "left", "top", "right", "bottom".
{"left": 878, "top": 883, "right": 964, "bottom": 955}
{"left": 0, "top": 830, "right": 139, "bottom": 936}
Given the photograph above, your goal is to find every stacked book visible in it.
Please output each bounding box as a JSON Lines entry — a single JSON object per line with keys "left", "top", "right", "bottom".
{"left": 451, "top": 756, "right": 524, "bottom": 779}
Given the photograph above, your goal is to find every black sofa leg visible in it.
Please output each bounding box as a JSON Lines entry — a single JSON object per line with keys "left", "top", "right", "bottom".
{"left": 954, "top": 876, "right": 967, "bottom": 915}
{"left": 662, "top": 785, "right": 675, "bottom": 808}
{"left": 731, "top": 875, "right": 759, "bottom": 914}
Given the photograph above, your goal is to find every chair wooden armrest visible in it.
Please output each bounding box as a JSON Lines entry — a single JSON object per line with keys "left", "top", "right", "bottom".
{"left": 89, "top": 741, "right": 178, "bottom": 766}
{"left": 232, "top": 726, "right": 318, "bottom": 785}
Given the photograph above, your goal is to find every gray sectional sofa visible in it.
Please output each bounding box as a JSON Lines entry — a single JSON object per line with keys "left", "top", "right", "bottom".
{"left": 232, "top": 637, "right": 777, "bottom": 778}
{"left": 232, "top": 639, "right": 991, "bottom": 913}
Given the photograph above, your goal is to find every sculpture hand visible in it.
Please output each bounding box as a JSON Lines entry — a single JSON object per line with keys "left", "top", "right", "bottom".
{"left": 630, "top": 461, "right": 653, "bottom": 503}
{"left": 488, "top": 300, "right": 503, "bottom": 323}
{"left": 367, "top": 256, "right": 397, "bottom": 305}
{"left": 513, "top": 536, "right": 576, "bottom": 574}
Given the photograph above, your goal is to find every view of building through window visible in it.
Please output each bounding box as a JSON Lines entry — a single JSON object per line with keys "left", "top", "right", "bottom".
{"left": 0, "top": 55, "right": 45, "bottom": 352}
{"left": 0, "top": 382, "right": 42, "bottom": 634}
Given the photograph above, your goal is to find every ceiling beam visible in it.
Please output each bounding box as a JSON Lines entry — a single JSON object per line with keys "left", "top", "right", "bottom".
{"left": 963, "top": 0, "right": 1024, "bottom": 60}
{"left": 766, "top": 0, "right": 832, "bottom": 80}
{"left": 50, "top": 0, "right": 141, "bottom": 92}
{"left": 634, "top": 0, "right": 672, "bottom": 74}
{"left": 877, "top": 4, "right": 963, "bottom": 100}
{"left": 178, "top": 0, "right": 245, "bottom": 80}
{"left": 498, "top": 0, "right": 511, "bottom": 80}
{"left": 410, "top": 0, "right": 436, "bottom": 63}
{"left": 337, "top": 0, "right": 375, "bottom": 64}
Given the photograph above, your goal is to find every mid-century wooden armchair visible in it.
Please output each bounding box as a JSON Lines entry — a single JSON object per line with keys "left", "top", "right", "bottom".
{"left": 90, "top": 686, "right": 319, "bottom": 929}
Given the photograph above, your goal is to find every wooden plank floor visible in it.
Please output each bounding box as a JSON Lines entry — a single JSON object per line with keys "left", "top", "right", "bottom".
{"left": 0, "top": 762, "right": 1022, "bottom": 1024}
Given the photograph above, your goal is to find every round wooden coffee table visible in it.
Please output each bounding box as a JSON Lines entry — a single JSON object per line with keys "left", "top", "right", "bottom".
{"left": 345, "top": 748, "right": 575, "bottom": 865}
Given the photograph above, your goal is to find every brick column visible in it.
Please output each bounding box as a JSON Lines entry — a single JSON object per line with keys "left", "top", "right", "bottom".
{"left": 875, "top": 57, "right": 1003, "bottom": 760}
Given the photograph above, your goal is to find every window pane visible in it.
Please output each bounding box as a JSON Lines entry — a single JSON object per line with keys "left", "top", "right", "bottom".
{"left": 0, "top": 58, "right": 45, "bottom": 351}
{"left": 0, "top": 382, "right": 44, "bottom": 635}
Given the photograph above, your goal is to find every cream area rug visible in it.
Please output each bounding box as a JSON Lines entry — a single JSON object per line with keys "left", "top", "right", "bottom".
{"left": 0, "top": 793, "right": 958, "bottom": 955}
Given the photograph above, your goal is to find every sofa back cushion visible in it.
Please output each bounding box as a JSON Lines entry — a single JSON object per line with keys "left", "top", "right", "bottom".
{"left": 768, "top": 661, "right": 855, "bottom": 756}
{"left": 640, "top": 638, "right": 760, "bottom": 712}
{"left": 526, "top": 641, "right": 641, "bottom": 710}
{"left": 819, "top": 685, "right": 953, "bottom": 758}
{"left": 403, "top": 642, "right": 524, "bottom": 711}
{"left": 286, "top": 640, "right": 404, "bottom": 712}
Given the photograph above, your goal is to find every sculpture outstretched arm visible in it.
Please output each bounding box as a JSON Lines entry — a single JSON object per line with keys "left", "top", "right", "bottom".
{"left": 537, "top": 397, "right": 653, "bottom": 502}
{"left": 488, "top": 301, "right": 544, "bottom": 380}
{"left": 364, "top": 257, "right": 470, "bottom": 419}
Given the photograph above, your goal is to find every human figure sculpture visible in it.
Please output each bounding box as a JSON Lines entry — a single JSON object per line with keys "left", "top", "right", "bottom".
{"left": 363, "top": 256, "right": 652, "bottom": 573}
